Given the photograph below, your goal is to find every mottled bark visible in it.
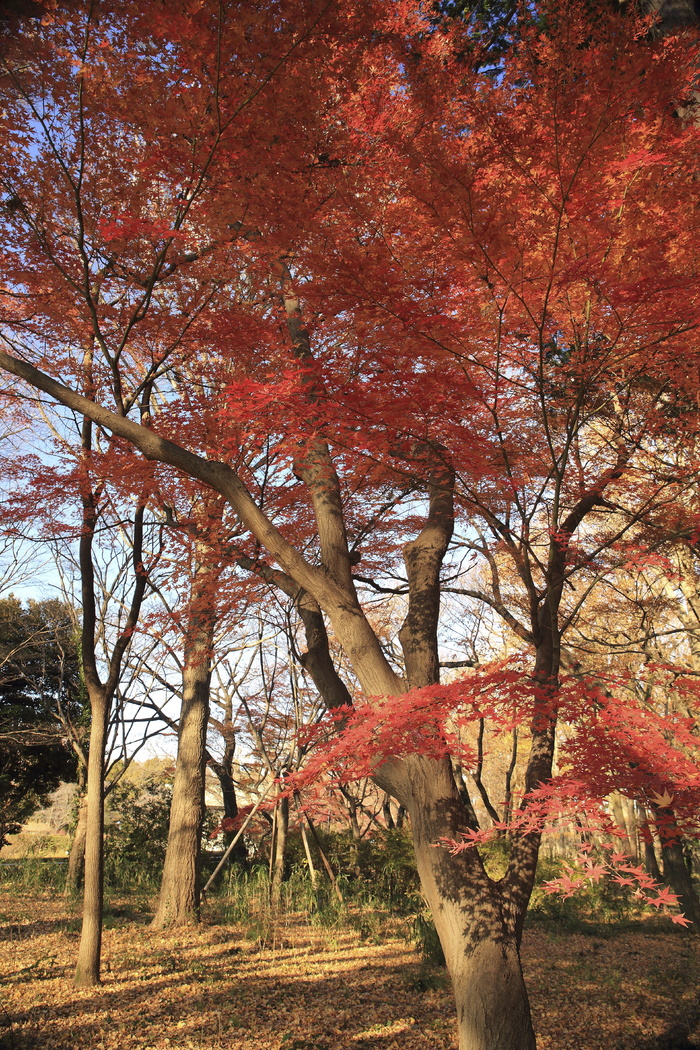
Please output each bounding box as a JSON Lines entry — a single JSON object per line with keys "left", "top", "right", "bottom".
{"left": 403, "top": 755, "right": 537, "bottom": 1050}
{"left": 391, "top": 442, "right": 541, "bottom": 1049}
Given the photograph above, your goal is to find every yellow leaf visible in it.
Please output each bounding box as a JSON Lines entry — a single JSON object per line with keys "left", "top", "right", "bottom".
{"left": 650, "top": 790, "right": 674, "bottom": 808}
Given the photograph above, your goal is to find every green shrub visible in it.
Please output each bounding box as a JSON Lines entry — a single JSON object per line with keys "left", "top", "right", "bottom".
{"left": 0, "top": 856, "right": 66, "bottom": 888}
{"left": 528, "top": 851, "right": 647, "bottom": 927}
{"left": 104, "top": 777, "right": 172, "bottom": 887}
{"left": 410, "top": 913, "right": 446, "bottom": 966}
{"left": 309, "top": 827, "right": 421, "bottom": 913}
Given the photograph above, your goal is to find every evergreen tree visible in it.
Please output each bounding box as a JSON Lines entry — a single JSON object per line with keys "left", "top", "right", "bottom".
{"left": 0, "top": 597, "right": 81, "bottom": 843}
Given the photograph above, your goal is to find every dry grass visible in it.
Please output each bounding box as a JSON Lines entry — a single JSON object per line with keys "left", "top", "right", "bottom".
{"left": 0, "top": 889, "right": 698, "bottom": 1050}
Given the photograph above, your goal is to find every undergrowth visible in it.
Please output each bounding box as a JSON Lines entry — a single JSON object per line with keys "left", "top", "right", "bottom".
{"left": 2, "top": 825, "right": 686, "bottom": 963}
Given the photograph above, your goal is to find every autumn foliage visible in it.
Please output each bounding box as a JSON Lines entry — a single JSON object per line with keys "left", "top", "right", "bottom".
{"left": 2, "top": 0, "right": 700, "bottom": 1046}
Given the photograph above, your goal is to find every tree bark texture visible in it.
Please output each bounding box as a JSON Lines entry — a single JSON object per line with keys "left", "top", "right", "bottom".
{"left": 402, "top": 755, "right": 537, "bottom": 1050}
{"left": 269, "top": 795, "right": 289, "bottom": 908}
{"left": 73, "top": 689, "right": 108, "bottom": 986}
{"left": 656, "top": 806, "right": 700, "bottom": 931}
{"left": 152, "top": 557, "right": 216, "bottom": 928}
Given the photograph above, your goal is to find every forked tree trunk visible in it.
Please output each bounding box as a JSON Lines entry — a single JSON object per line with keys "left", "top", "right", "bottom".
{"left": 74, "top": 688, "right": 108, "bottom": 986}
{"left": 152, "top": 608, "right": 213, "bottom": 929}
{"left": 386, "top": 444, "right": 548, "bottom": 1050}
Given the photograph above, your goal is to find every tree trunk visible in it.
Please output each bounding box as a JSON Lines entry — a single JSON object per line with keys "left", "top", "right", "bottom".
{"left": 299, "top": 816, "right": 318, "bottom": 888}
{"left": 388, "top": 445, "right": 538, "bottom": 1049}
{"left": 610, "top": 792, "right": 637, "bottom": 859}
{"left": 209, "top": 749, "right": 247, "bottom": 867}
{"left": 403, "top": 755, "right": 536, "bottom": 1050}
{"left": 661, "top": 837, "right": 700, "bottom": 930}
{"left": 644, "top": 838, "right": 663, "bottom": 882}
{"left": 212, "top": 758, "right": 238, "bottom": 829}
{"left": 72, "top": 402, "right": 149, "bottom": 986}
{"left": 152, "top": 636, "right": 212, "bottom": 928}
{"left": 270, "top": 795, "right": 289, "bottom": 908}
{"left": 153, "top": 531, "right": 221, "bottom": 930}
{"left": 73, "top": 688, "right": 108, "bottom": 987}
{"left": 343, "top": 790, "right": 362, "bottom": 877}
{"left": 656, "top": 805, "right": 700, "bottom": 931}
{"left": 304, "top": 811, "right": 343, "bottom": 903}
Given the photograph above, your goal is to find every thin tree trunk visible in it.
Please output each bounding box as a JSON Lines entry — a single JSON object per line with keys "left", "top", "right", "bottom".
{"left": 473, "top": 717, "right": 503, "bottom": 829}
{"left": 299, "top": 816, "right": 318, "bottom": 889}
{"left": 270, "top": 795, "right": 289, "bottom": 908}
{"left": 209, "top": 746, "right": 246, "bottom": 866}
{"left": 503, "top": 727, "right": 518, "bottom": 832}
{"left": 644, "top": 837, "right": 663, "bottom": 881}
{"left": 639, "top": 808, "right": 664, "bottom": 882}
{"left": 152, "top": 525, "right": 221, "bottom": 930}
{"left": 336, "top": 783, "right": 363, "bottom": 875}
{"left": 610, "top": 792, "right": 637, "bottom": 859}
{"left": 73, "top": 368, "right": 149, "bottom": 987}
{"left": 73, "top": 688, "right": 108, "bottom": 986}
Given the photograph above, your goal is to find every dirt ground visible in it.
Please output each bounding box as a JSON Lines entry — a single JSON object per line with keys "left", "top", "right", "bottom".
{"left": 0, "top": 889, "right": 698, "bottom": 1050}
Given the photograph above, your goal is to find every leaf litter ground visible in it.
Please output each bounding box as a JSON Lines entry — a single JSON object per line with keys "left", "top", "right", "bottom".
{"left": 0, "top": 890, "right": 698, "bottom": 1050}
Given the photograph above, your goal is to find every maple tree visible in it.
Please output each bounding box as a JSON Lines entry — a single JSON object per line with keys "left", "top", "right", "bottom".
{"left": 557, "top": 544, "right": 700, "bottom": 925}
{"left": 2, "top": 2, "right": 700, "bottom": 1047}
